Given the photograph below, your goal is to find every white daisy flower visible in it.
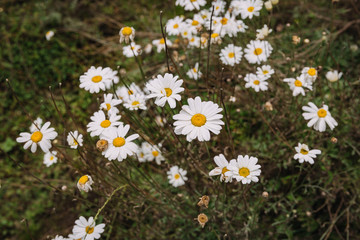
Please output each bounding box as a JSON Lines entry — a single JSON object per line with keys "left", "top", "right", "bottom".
{"left": 43, "top": 151, "right": 58, "bottom": 167}
{"left": 237, "top": 0, "right": 263, "bottom": 19}
{"left": 152, "top": 38, "right": 172, "bottom": 53}
{"left": 45, "top": 30, "right": 54, "bottom": 41}
{"left": 29, "top": 117, "right": 43, "bottom": 133}
{"left": 145, "top": 73, "right": 184, "bottom": 109}
{"left": 294, "top": 143, "right": 321, "bottom": 164}
{"left": 166, "top": 16, "right": 184, "bottom": 36}
{"left": 256, "top": 24, "right": 273, "bottom": 40}
{"left": 52, "top": 235, "right": 68, "bottom": 240}
{"left": 123, "top": 42, "right": 142, "bottom": 58}
{"left": 167, "top": 166, "right": 188, "bottom": 187}
{"left": 209, "top": 154, "right": 232, "bottom": 182}
{"left": 137, "top": 142, "right": 151, "bottom": 162}
{"left": 77, "top": 175, "right": 94, "bottom": 192}
{"left": 256, "top": 65, "right": 274, "bottom": 79}
{"left": 100, "top": 93, "right": 122, "bottom": 116}
{"left": 143, "top": 144, "right": 165, "bottom": 165}
{"left": 87, "top": 110, "right": 122, "bottom": 137}
{"left": 116, "top": 83, "right": 143, "bottom": 101}
{"left": 283, "top": 75, "right": 312, "bottom": 96}
{"left": 264, "top": 0, "right": 272, "bottom": 11}
{"left": 119, "top": 26, "right": 135, "bottom": 44}
{"left": 230, "top": 0, "right": 244, "bottom": 17}
{"left": 302, "top": 102, "right": 338, "bottom": 132}
{"left": 180, "top": 26, "right": 194, "bottom": 40}
{"left": 155, "top": 116, "right": 167, "bottom": 127}
{"left": 184, "top": 17, "right": 203, "bottom": 34}
{"left": 183, "top": 0, "right": 206, "bottom": 11}
{"left": 326, "top": 70, "right": 343, "bottom": 82}
{"left": 198, "top": 9, "right": 211, "bottom": 21}
{"left": 176, "top": 0, "right": 186, "bottom": 7}
{"left": 71, "top": 216, "right": 105, "bottom": 240}
{"left": 16, "top": 121, "right": 58, "bottom": 153}
{"left": 186, "top": 62, "right": 202, "bottom": 80}
{"left": 188, "top": 36, "right": 200, "bottom": 48}
{"left": 301, "top": 67, "right": 318, "bottom": 83}
{"left": 67, "top": 130, "right": 84, "bottom": 149}
{"left": 173, "top": 96, "right": 224, "bottom": 142}
{"left": 244, "top": 73, "right": 268, "bottom": 92}
{"left": 79, "top": 66, "right": 115, "bottom": 94}
{"left": 123, "top": 94, "right": 147, "bottom": 110}
{"left": 101, "top": 124, "right": 139, "bottom": 162}
{"left": 209, "top": 12, "right": 238, "bottom": 37}
{"left": 219, "top": 44, "right": 243, "bottom": 66}
{"left": 244, "top": 40, "right": 273, "bottom": 64}
{"left": 226, "top": 155, "right": 261, "bottom": 184}
{"left": 212, "top": 0, "right": 226, "bottom": 16}
{"left": 105, "top": 68, "right": 119, "bottom": 89}
{"left": 236, "top": 19, "right": 249, "bottom": 33}
{"left": 210, "top": 33, "right": 221, "bottom": 44}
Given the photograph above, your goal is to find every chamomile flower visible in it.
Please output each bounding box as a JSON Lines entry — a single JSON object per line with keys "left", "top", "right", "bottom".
{"left": 256, "top": 24, "right": 273, "bottom": 40}
{"left": 198, "top": 9, "right": 211, "bottom": 21}
{"left": 145, "top": 73, "right": 184, "bottom": 109}
{"left": 87, "top": 110, "right": 122, "bottom": 137}
{"left": 144, "top": 144, "right": 165, "bottom": 165}
{"left": 238, "top": 0, "right": 263, "bottom": 19}
{"left": 137, "top": 142, "right": 151, "bottom": 162}
{"left": 152, "top": 38, "right": 172, "bottom": 53}
{"left": 230, "top": 0, "right": 244, "bottom": 16}
{"left": 244, "top": 40, "right": 273, "bottom": 64}
{"left": 212, "top": 0, "right": 226, "bottom": 16}
{"left": 77, "top": 175, "right": 94, "bottom": 192}
{"left": 123, "top": 94, "right": 147, "bottom": 110}
{"left": 219, "top": 44, "right": 243, "bottom": 66}
{"left": 116, "top": 83, "right": 143, "bottom": 101}
{"left": 256, "top": 65, "right": 274, "bottom": 79}
{"left": 43, "top": 151, "right": 58, "bottom": 167}
{"left": 167, "top": 166, "right": 188, "bottom": 187}
{"left": 244, "top": 73, "right": 268, "bottom": 92}
{"left": 188, "top": 36, "right": 200, "bottom": 48}
{"left": 166, "top": 16, "right": 184, "bottom": 36}
{"left": 30, "top": 117, "right": 43, "bottom": 132}
{"left": 210, "top": 33, "right": 221, "bottom": 44}
{"left": 119, "top": 26, "right": 135, "bottom": 44}
{"left": 302, "top": 102, "right": 338, "bottom": 132}
{"left": 173, "top": 96, "right": 224, "bottom": 142}
{"left": 16, "top": 122, "right": 58, "bottom": 153}
{"left": 100, "top": 93, "right": 122, "bottom": 116}
{"left": 210, "top": 12, "right": 238, "bottom": 37}
{"left": 101, "top": 124, "right": 139, "bottom": 162}
{"left": 326, "top": 70, "right": 343, "bottom": 82}
{"left": 209, "top": 154, "right": 232, "bottom": 182}
{"left": 294, "top": 143, "right": 321, "bottom": 164}
{"left": 236, "top": 19, "right": 248, "bottom": 33}
{"left": 155, "top": 116, "right": 167, "bottom": 127}
{"left": 175, "top": 0, "right": 186, "bottom": 7}
{"left": 123, "top": 42, "right": 142, "bottom": 58}
{"left": 67, "top": 130, "right": 84, "bottom": 149}
{"left": 301, "top": 67, "right": 318, "bottom": 83}
{"left": 283, "top": 75, "right": 312, "bottom": 96}
{"left": 79, "top": 66, "right": 115, "bottom": 94}
{"left": 185, "top": 17, "right": 203, "bottom": 33}
{"left": 71, "top": 216, "right": 105, "bottom": 240}
{"left": 105, "top": 68, "right": 120, "bottom": 88}
{"left": 180, "top": 26, "right": 194, "bottom": 40}
{"left": 186, "top": 62, "right": 202, "bottom": 80}
{"left": 45, "top": 30, "right": 54, "bottom": 41}
{"left": 52, "top": 235, "right": 68, "bottom": 240}
{"left": 226, "top": 155, "right": 261, "bottom": 184}
{"left": 183, "top": 0, "right": 206, "bottom": 11}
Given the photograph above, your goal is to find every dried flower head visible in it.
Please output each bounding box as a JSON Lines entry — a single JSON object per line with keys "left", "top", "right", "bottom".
{"left": 196, "top": 213, "right": 208, "bottom": 228}
{"left": 331, "top": 137, "right": 338, "bottom": 144}
{"left": 262, "top": 191, "right": 269, "bottom": 198}
{"left": 264, "top": 101, "right": 273, "bottom": 111}
{"left": 96, "top": 139, "right": 108, "bottom": 152}
{"left": 292, "top": 35, "right": 301, "bottom": 45}
{"left": 197, "top": 195, "right": 210, "bottom": 208}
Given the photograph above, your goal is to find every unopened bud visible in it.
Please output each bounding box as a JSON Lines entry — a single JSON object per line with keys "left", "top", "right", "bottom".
{"left": 331, "top": 137, "right": 338, "bottom": 143}
{"left": 262, "top": 191, "right": 269, "bottom": 198}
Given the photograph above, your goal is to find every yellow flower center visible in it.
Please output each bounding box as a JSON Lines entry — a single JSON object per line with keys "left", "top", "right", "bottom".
{"left": 183, "top": 31, "right": 188, "bottom": 35}
{"left": 85, "top": 226, "right": 94, "bottom": 234}
{"left": 132, "top": 101, "right": 140, "bottom": 106}
{"left": 163, "top": 88, "right": 172, "bottom": 97}
{"left": 254, "top": 48, "right": 263, "bottom": 55}
{"left": 192, "top": 20, "right": 199, "bottom": 26}
{"left": 216, "top": 6, "right": 220, "bottom": 10}
{"left": 294, "top": 80, "right": 302, "bottom": 87}
{"left": 159, "top": 38, "right": 165, "bottom": 44}
{"left": 113, "top": 137, "right": 125, "bottom": 147}
{"left": 128, "top": 90, "right": 134, "bottom": 95}
{"left": 248, "top": 6, "right": 254, "bottom": 12}
{"left": 131, "top": 46, "right": 135, "bottom": 50}
{"left": 211, "top": 33, "right": 219, "bottom": 38}
{"left": 220, "top": 17, "right": 228, "bottom": 25}
{"left": 91, "top": 75, "right": 102, "bottom": 83}
{"left": 193, "top": 68, "right": 197, "bottom": 73}
{"left": 174, "top": 173, "right": 180, "bottom": 179}
{"left": 317, "top": 109, "right": 327, "bottom": 118}
{"left": 190, "top": 38, "right": 195, "bottom": 42}
{"left": 78, "top": 175, "right": 89, "bottom": 185}
{"left": 100, "top": 120, "right": 111, "bottom": 128}
{"left": 122, "top": 27, "right": 132, "bottom": 36}
{"left": 222, "top": 167, "right": 229, "bottom": 175}
{"left": 308, "top": 68, "right": 316, "bottom": 76}
{"left": 253, "top": 80, "right": 260, "bottom": 85}
{"left": 191, "top": 113, "right": 207, "bottom": 127}
{"left": 152, "top": 151, "right": 159, "bottom": 157}
{"left": 202, "top": 15, "right": 207, "bottom": 19}
{"left": 228, "top": 52, "right": 235, "bottom": 58}
{"left": 300, "top": 148, "right": 308, "bottom": 155}
{"left": 31, "top": 131, "right": 43, "bottom": 143}
{"left": 140, "top": 152, "right": 144, "bottom": 157}
{"left": 263, "top": 70, "right": 269, "bottom": 74}
{"left": 173, "top": 23, "right": 179, "bottom": 29}
{"left": 191, "top": 0, "right": 197, "bottom": 2}
{"left": 239, "top": 167, "right": 250, "bottom": 177}
{"left": 106, "top": 103, "right": 111, "bottom": 111}
{"left": 50, "top": 156, "right": 54, "bottom": 161}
